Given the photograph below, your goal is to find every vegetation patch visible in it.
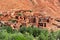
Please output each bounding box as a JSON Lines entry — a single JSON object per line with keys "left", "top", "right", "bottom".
{"left": 0, "top": 25, "right": 60, "bottom": 40}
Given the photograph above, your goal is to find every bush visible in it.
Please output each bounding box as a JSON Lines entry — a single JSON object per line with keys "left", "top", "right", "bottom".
{"left": 32, "top": 27, "right": 41, "bottom": 37}
{"left": 26, "top": 27, "right": 33, "bottom": 35}
{"left": 0, "top": 25, "right": 18, "bottom": 33}
{"left": 1, "top": 24, "right": 60, "bottom": 40}
{"left": 19, "top": 26, "right": 41, "bottom": 37}
{"left": 7, "top": 33, "right": 28, "bottom": 40}
{"left": 0, "top": 29, "right": 8, "bottom": 40}
{"left": 6, "top": 26, "right": 13, "bottom": 33}
{"left": 48, "top": 30, "right": 56, "bottom": 40}
{"left": 19, "top": 26, "right": 27, "bottom": 34}
{"left": 24, "top": 33, "right": 34, "bottom": 40}
{"left": 56, "top": 30, "right": 60, "bottom": 40}
{"left": 38, "top": 29, "right": 49, "bottom": 40}
{"left": 38, "top": 33, "right": 47, "bottom": 40}
{"left": 0, "top": 29, "right": 34, "bottom": 40}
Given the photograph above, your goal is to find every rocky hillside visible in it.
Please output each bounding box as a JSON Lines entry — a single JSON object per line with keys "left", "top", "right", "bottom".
{"left": 0, "top": 0, "right": 60, "bottom": 30}
{"left": 0, "top": 0, "right": 60, "bottom": 18}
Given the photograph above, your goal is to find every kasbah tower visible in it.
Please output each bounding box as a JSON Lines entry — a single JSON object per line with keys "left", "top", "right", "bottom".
{"left": 0, "top": 0, "right": 60, "bottom": 31}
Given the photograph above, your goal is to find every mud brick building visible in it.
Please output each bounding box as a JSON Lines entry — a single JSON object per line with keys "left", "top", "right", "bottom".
{"left": 0, "top": 10, "right": 59, "bottom": 31}
{"left": 0, "top": 0, "right": 60, "bottom": 30}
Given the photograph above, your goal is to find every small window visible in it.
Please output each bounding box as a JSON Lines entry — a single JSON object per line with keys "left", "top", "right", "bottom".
{"left": 15, "top": 16, "right": 18, "bottom": 19}
{"left": 46, "top": 19, "right": 49, "bottom": 23}
{"left": 20, "top": 17, "right": 22, "bottom": 19}
{"left": 4, "top": 14, "right": 8, "bottom": 17}
{"left": 38, "top": 23, "right": 43, "bottom": 27}
{"left": 24, "top": 17, "right": 26, "bottom": 20}
{"left": 32, "top": 17, "right": 36, "bottom": 23}
{"left": 44, "top": 23, "right": 46, "bottom": 27}
{"left": 13, "top": 26, "right": 16, "bottom": 28}
{"left": 13, "top": 24, "right": 16, "bottom": 28}
{"left": 45, "top": 17, "right": 50, "bottom": 23}
{"left": 20, "top": 25, "right": 23, "bottom": 27}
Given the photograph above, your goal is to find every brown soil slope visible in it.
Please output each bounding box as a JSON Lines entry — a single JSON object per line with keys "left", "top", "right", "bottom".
{"left": 0, "top": 0, "right": 60, "bottom": 30}
{"left": 0, "top": 0, "right": 60, "bottom": 18}
{"left": 0, "top": 0, "right": 33, "bottom": 11}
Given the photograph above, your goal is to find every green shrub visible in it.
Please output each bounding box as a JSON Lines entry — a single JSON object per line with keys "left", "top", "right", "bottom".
{"left": 1, "top": 24, "right": 60, "bottom": 40}
{"left": 19, "top": 26, "right": 41, "bottom": 37}
{"left": 40, "top": 29, "right": 49, "bottom": 36}
{"left": 0, "top": 29, "right": 33, "bottom": 40}
{"left": 48, "top": 30, "right": 57, "bottom": 40}
{"left": 32, "top": 27, "right": 41, "bottom": 37}
{"left": 0, "top": 30, "right": 8, "bottom": 40}
{"left": 0, "top": 25, "right": 17, "bottom": 33}
{"left": 56, "top": 30, "right": 60, "bottom": 40}
{"left": 24, "top": 33, "right": 34, "bottom": 40}
{"left": 7, "top": 33, "right": 28, "bottom": 40}
{"left": 19, "top": 26, "right": 27, "bottom": 34}
{"left": 38, "top": 29, "right": 49, "bottom": 40}
{"left": 6, "top": 26, "right": 13, "bottom": 33}
{"left": 38, "top": 33, "right": 47, "bottom": 40}
{"left": 38, "top": 29, "right": 57, "bottom": 40}
{"left": 26, "top": 27, "right": 33, "bottom": 35}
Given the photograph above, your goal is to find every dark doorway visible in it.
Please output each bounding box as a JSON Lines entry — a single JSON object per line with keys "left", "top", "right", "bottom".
{"left": 46, "top": 19, "right": 49, "bottom": 23}
{"left": 15, "top": 16, "right": 18, "bottom": 19}
{"left": 38, "top": 23, "right": 43, "bottom": 27}
{"left": 20, "top": 25, "right": 23, "bottom": 28}
{"left": 32, "top": 17, "right": 36, "bottom": 23}
{"left": 44, "top": 23, "right": 46, "bottom": 27}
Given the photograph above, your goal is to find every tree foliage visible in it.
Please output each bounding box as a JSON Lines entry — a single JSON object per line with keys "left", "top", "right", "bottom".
{"left": 0, "top": 25, "right": 60, "bottom": 40}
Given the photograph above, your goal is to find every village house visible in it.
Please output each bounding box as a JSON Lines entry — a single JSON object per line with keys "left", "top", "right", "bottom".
{"left": 0, "top": 9, "right": 60, "bottom": 31}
